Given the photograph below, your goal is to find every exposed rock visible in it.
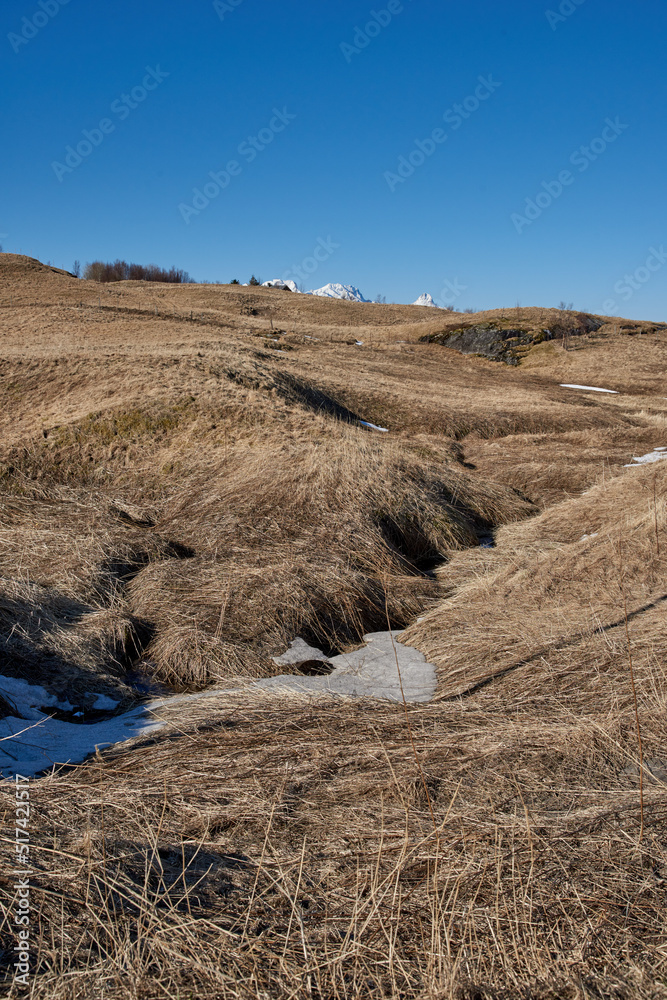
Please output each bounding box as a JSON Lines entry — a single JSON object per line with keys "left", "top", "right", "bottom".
{"left": 420, "top": 313, "right": 603, "bottom": 365}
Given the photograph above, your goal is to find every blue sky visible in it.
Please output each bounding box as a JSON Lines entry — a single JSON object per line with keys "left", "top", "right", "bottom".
{"left": 2, "top": 0, "right": 666, "bottom": 318}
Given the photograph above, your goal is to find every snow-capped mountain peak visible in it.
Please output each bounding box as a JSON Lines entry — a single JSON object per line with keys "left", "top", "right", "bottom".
{"left": 307, "top": 283, "right": 368, "bottom": 302}
{"left": 412, "top": 293, "right": 439, "bottom": 308}
{"left": 262, "top": 278, "right": 300, "bottom": 293}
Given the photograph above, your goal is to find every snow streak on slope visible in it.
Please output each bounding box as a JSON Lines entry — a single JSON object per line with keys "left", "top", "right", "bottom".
{"left": 560, "top": 384, "right": 619, "bottom": 394}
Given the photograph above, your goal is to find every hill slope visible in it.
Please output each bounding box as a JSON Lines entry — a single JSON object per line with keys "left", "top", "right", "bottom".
{"left": 0, "top": 254, "right": 666, "bottom": 999}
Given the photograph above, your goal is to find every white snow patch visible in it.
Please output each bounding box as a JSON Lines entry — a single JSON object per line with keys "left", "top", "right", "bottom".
{"left": 355, "top": 340, "right": 364, "bottom": 346}
{"left": 412, "top": 293, "right": 439, "bottom": 308}
{"left": 359, "top": 420, "right": 388, "bottom": 433}
{"left": 1, "top": 626, "right": 438, "bottom": 777}
{"left": 0, "top": 707, "right": 165, "bottom": 779}
{"left": 92, "top": 694, "right": 120, "bottom": 711}
{"left": 624, "top": 448, "right": 667, "bottom": 467}
{"left": 560, "top": 384, "right": 619, "bottom": 394}
{"left": 257, "top": 631, "right": 437, "bottom": 704}
{"left": 0, "top": 675, "right": 73, "bottom": 721}
{"left": 580, "top": 533, "right": 598, "bottom": 541}
{"left": 307, "top": 283, "right": 368, "bottom": 302}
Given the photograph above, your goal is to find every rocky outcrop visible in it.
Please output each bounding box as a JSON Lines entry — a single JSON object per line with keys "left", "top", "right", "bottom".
{"left": 421, "top": 313, "right": 603, "bottom": 365}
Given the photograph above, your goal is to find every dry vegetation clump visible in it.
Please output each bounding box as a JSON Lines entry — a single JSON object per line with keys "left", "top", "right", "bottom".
{"left": 0, "top": 577, "right": 137, "bottom": 704}
{"left": 0, "top": 485, "right": 189, "bottom": 704}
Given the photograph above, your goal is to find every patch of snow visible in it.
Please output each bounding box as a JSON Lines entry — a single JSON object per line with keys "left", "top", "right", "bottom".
{"left": 624, "top": 448, "right": 667, "bottom": 467}
{"left": 0, "top": 675, "right": 73, "bottom": 721}
{"left": 560, "top": 384, "right": 619, "bottom": 394}
{"left": 580, "top": 533, "right": 599, "bottom": 541}
{"left": 355, "top": 340, "right": 364, "bottom": 346}
{"left": 273, "top": 638, "right": 330, "bottom": 668}
{"left": 307, "top": 283, "right": 368, "bottom": 303}
{"left": 256, "top": 631, "right": 437, "bottom": 704}
{"left": 92, "top": 694, "right": 120, "bottom": 711}
{"left": 359, "top": 420, "right": 389, "bottom": 433}
{"left": 412, "top": 293, "right": 439, "bottom": 308}
{"left": 262, "top": 278, "right": 300, "bottom": 293}
{"left": 0, "top": 707, "right": 165, "bottom": 779}
{"left": 1, "top": 627, "right": 437, "bottom": 777}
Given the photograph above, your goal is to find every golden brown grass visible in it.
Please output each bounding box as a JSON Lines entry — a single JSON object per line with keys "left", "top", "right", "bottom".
{"left": 404, "top": 462, "right": 667, "bottom": 705}
{"left": 1, "top": 254, "right": 666, "bottom": 998}
{"left": 1, "top": 688, "right": 665, "bottom": 998}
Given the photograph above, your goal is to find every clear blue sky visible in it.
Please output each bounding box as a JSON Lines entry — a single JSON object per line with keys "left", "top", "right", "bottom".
{"left": 2, "top": 0, "right": 666, "bottom": 318}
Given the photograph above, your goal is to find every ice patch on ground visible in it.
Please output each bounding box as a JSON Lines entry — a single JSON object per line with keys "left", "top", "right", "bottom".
{"left": 0, "top": 675, "right": 73, "bottom": 721}
{"left": 1, "top": 631, "right": 436, "bottom": 778}
{"left": 92, "top": 694, "right": 121, "bottom": 711}
{"left": 359, "top": 420, "right": 388, "bottom": 432}
{"left": 259, "top": 631, "right": 436, "bottom": 703}
{"left": 624, "top": 447, "right": 667, "bottom": 467}
{"left": 560, "top": 384, "right": 619, "bottom": 394}
{"left": 0, "top": 706, "right": 165, "bottom": 779}
{"left": 273, "top": 638, "right": 330, "bottom": 668}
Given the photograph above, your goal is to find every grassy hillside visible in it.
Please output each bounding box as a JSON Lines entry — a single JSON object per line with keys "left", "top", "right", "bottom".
{"left": 0, "top": 255, "right": 666, "bottom": 999}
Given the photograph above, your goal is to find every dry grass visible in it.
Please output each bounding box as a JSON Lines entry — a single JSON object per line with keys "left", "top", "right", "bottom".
{"left": 1, "top": 690, "right": 665, "bottom": 998}
{"left": 0, "top": 254, "right": 666, "bottom": 998}
{"left": 404, "top": 462, "right": 667, "bottom": 704}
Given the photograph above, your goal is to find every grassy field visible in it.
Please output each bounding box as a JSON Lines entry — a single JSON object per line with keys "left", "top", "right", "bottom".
{"left": 1, "top": 255, "right": 666, "bottom": 999}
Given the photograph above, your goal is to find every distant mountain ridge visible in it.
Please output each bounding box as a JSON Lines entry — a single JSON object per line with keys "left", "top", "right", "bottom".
{"left": 307, "top": 283, "right": 368, "bottom": 302}
{"left": 260, "top": 280, "right": 441, "bottom": 306}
